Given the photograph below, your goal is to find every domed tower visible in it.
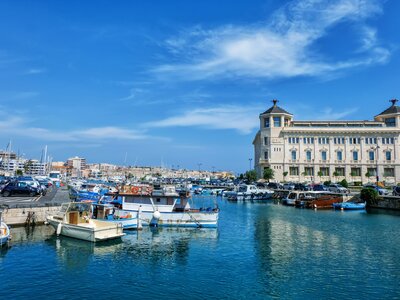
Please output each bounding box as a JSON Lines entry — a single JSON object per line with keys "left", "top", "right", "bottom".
{"left": 374, "top": 99, "right": 400, "bottom": 127}
{"left": 253, "top": 100, "right": 293, "bottom": 179}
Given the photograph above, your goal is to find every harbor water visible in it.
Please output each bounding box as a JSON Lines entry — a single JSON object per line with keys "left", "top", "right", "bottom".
{"left": 1, "top": 197, "right": 399, "bottom": 299}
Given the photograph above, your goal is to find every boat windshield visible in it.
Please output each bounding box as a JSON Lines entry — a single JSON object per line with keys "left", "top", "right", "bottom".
{"left": 238, "top": 186, "right": 247, "bottom": 192}
{"left": 67, "top": 202, "right": 91, "bottom": 213}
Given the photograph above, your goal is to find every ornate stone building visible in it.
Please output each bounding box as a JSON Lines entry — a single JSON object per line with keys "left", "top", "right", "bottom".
{"left": 253, "top": 99, "right": 400, "bottom": 184}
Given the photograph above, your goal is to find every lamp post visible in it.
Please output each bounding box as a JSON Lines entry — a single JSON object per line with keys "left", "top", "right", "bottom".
{"left": 375, "top": 145, "right": 380, "bottom": 185}
{"left": 249, "top": 158, "right": 253, "bottom": 171}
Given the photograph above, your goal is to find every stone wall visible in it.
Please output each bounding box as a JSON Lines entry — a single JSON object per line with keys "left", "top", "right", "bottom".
{"left": 3, "top": 206, "right": 61, "bottom": 226}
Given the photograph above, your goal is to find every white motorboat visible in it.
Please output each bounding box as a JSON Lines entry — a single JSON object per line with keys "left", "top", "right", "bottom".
{"left": 46, "top": 202, "right": 124, "bottom": 242}
{"left": 0, "top": 209, "right": 11, "bottom": 247}
{"left": 113, "top": 184, "right": 219, "bottom": 228}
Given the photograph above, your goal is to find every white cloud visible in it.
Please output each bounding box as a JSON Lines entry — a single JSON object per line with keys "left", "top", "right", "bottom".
{"left": 0, "top": 114, "right": 151, "bottom": 142}
{"left": 146, "top": 105, "right": 263, "bottom": 134}
{"left": 24, "top": 68, "right": 46, "bottom": 75}
{"left": 155, "top": 0, "right": 389, "bottom": 80}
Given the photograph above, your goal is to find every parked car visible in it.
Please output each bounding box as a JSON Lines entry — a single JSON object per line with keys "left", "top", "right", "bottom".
{"left": 363, "top": 184, "right": 389, "bottom": 195}
{"left": 328, "top": 183, "right": 349, "bottom": 194}
{"left": 313, "top": 184, "right": 328, "bottom": 191}
{"left": 1, "top": 181, "right": 41, "bottom": 197}
{"left": 267, "top": 182, "right": 283, "bottom": 190}
{"left": 283, "top": 182, "right": 295, "bottom": 190}
{"left": 294, "top": 183, "right": 311, "bottom": 191}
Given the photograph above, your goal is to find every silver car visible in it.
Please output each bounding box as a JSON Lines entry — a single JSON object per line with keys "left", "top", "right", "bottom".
{"left": 328, "top": 184, "right": 348, "bottom": 194}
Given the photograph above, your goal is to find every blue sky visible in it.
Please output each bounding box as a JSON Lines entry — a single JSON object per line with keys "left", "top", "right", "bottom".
{"left": 0, "top": 0, "right": 399, "bottom": 173}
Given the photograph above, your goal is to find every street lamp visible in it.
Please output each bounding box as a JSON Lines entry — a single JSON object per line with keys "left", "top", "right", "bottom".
{"left": 249, "top": 158, "right": 253, "bottom": 171}
{"left": 375, "top": 145, "right": 380, "bottom": 185}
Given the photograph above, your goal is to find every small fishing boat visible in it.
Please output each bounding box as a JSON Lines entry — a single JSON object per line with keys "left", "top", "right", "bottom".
{"left": 333, "top": 202, "right": 366, "bottom": 210}
{"left": 46, "top": 202, "right": 124, "bottom": 242}
{"left": 0, "top": 209, "right": 11, "bottom": 247}
{"left": 109, "top": 184, "right": 219, "bottom": 228}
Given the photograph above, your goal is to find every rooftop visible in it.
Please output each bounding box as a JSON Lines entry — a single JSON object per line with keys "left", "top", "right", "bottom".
{"left": 261, "top": 99, "right": 292, "bottom": 115}
{"left": 376, "top": 99, "right": 400, "bottom": 116}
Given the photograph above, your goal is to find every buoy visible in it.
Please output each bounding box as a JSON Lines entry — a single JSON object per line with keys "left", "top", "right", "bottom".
{"left": 56, "top": 223, "right": 62, "bottom": 236}
{"left": 153, "top": 210, "right": 161, "bottom": 220}
{"left": 137, "top": 206, "right": 143, "bottom": 230}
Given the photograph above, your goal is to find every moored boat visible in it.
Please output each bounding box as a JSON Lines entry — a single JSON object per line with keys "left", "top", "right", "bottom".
{"left": 0, "top": 210, "right": 11, "bottom": 247}
{"left": 110, "top": 184, "right": 219, "bottom": 228}
{"left": 333, "top": 202, "right": 366, "bottom": 210}
{"left": 46, "top": 202, "right": 125, "bottom": 242}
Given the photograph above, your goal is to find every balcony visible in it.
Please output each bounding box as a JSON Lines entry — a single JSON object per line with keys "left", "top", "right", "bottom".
{"left": 259, "top": 159, "right": 270, "bottom": 164}
{"left": 289, "top": 159, "right": 299, "bottom": 163}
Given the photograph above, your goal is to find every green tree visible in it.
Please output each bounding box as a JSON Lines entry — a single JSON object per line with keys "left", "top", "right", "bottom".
{"left": 333, "top": 171, "right": 339, "bottom": 183}
{"left": 15, "top": 169, "right": 23, "bottom": 176}
{"left": 317, "top": 170, "right": 323, "bottom": 182}
{"left": 245, "top": 170, "right": 258, "bottom": 182}
{"left": 340, "top": 179, "right": 349, "bottom": 188}
{"left": 23, "top": 159, "right": 33, "bottom": 174}
{"left": 360, "top": 187, "right": 378, "bottom": 203}
{"left": 282, "top": 171, "right": 288, "bottom": 182}
{"left": 263, "top": 168, "right": 274, "bottom": 182}
{"left": 365, "top": 171, "right": 371, "bottom": 183}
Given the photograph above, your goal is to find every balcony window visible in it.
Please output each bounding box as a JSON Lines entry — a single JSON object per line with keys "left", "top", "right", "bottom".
{"left": 291, "top": 151, "right": 297, "bottom": 160}
{"left": 306, "top": 151, "right": 312, "bottom": 161}
{"left": 335, "top": 167, "right": 345, "bottom": 176}
{"left": 369, "top": 151, "right": 375, "bottom": 161}
{"left": 386, "top": 151, "right": 392, "bottom": 161}
{"left": 289, "top": 167, "right": 299, "bottom": 176}
{"left": 337, "top": 151, "right": 343, "bottom": 161}
{"left": 353, "top": 151, "right": 358, "bottom": 161}
{"left": 367, "top": 168, "right": 376, "bottom": 176}
{"left": 284, "top": 118, "right": 289, "bottom": 126}
{"left": 350, "top": 167, "right": 361, "bottom": 177}
{"left": 304, "top": 167, "right": 314, "bottom": 176}
{"left": 384, "top": 168, "right": 394, "bottom": 177}
{"left": 264, "top": 137, "right": 269, "bottom": 145}
{"left": 273, "top": 117, "right": 281, "bottom": 127}
{"left": 320, "top": 167, "right": 329, "bottom": 176}
{"left": 321, "top": 151, "right": 327, "bottom": 161}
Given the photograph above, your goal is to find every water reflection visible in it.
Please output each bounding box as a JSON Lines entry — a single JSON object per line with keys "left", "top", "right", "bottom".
{"left": 44, "top": 227, "right": 218, "bottom": 268}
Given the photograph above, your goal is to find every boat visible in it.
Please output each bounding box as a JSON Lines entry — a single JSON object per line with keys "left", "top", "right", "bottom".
{"left": 304, "top": 192, "right": 343, "bottom": 209}
{"left": 282, "top": 191, "right": 317, "bottom": 206}
{"left": 227, "top": 184, "right": 274, "bottom": 201}
{"left": 333, "top": 202, "right": 366, "bottom": 210}
{"left": 46, "top": 202, "right": 125, "bottom": 242}
{"left": 109, "top": 184, "right": 219, "bottom": 228}
{"left": 0, "top": 209, "right": 11, "bottom": 247}
{"left": 92, "top": 203, "right": 140, "bottom": 229}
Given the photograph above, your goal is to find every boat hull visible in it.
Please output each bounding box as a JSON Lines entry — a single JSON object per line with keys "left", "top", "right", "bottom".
{"left": 132, "top": 210, "right": 219, "bottom": 228}
{"left": 47, "top": 217, "right": 124, "bottom": 242}
{"left": 0, "top": 222, "right": 10, "bottom": 246}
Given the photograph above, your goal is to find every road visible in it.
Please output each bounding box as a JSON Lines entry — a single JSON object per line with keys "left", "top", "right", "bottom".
{"left": 0, "top": 186, "right": 70, "bottom": 208}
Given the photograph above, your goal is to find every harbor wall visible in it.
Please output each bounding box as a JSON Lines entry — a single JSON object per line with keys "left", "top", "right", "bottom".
{"left": 366, "top": 196, "right": 400, "bottom": 210}
{"left": 3, "top": 205, "right": 61, "bottom": 226}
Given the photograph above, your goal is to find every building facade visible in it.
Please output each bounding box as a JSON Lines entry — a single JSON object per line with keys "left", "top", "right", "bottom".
{"left": 253, "top": 99, "right": 400, "bottom": 184}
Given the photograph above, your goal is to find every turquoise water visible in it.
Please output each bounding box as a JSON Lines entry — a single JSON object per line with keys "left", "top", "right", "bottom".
{"left": 1, "top": 198, "right": 400, "bottom": 299}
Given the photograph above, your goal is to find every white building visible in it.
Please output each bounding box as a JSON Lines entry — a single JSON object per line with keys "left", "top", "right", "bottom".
{"left": 253, "top": 99, "right": 400, "bottom": 184}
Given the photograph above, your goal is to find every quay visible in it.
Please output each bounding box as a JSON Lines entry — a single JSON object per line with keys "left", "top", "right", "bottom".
{"left": 0, "top": 186, "right": 69, "bottom": 226}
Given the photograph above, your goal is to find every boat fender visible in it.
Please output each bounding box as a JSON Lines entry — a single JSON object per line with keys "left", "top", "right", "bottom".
{"left": 153, "top": 211, "right": 161, "bottom": 220}
{"left": 56, "top": 223, "right": 62, "bottom": 236}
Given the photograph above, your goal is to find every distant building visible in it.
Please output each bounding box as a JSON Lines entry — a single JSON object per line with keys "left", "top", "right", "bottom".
{"left": 67, "top": 156, "right": 87, "bottom": 178}
{"left": 253, "top": 99, "right": 400, "bottom": 184}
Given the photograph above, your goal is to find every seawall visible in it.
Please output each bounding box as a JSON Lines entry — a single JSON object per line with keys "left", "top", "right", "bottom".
{"left": 3, "top": 205, "right": 61, "bottom": 226}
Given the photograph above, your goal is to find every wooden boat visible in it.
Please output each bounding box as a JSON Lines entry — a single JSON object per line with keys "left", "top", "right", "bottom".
{"left": 333, "top": 202, "right": 366, "bottom": 210}
{"left": 305, "top": 192, "right": 343, "bottom": 209}
{"left": 46, "top": 202, "right": 124, "bottom": 242}
{"left": 0, "top": 209, "right": 11, "bottom": 247}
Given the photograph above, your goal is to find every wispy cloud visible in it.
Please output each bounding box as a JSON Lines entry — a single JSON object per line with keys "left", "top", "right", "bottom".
{"left": 154, "top": 0, "right": 389, "bottom": 80}
{"left": 145, "top": 104, "right": 264, "bottom": 134}
{"left": 289, "top": 105, "right": 359, "bottom": 120}
{"left": 24, "top": 68, "right": 46, "bottom": 75}
{"left": 0, "top": 113, "right": 153, "bottom": 142}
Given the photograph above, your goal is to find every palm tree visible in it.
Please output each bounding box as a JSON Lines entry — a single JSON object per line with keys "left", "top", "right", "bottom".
{"left": 282, "top": 171, "right": 288, "bottom": 182}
